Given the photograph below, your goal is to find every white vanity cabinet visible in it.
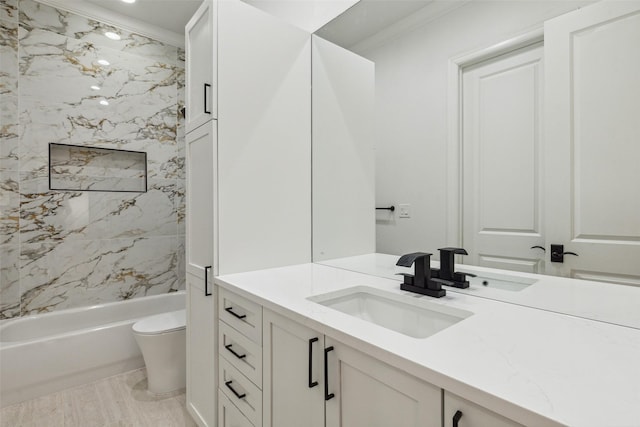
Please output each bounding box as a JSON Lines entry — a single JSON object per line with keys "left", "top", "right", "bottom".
{"left": 185, "top": 0, "right": 217, "bottom": 131}
{"left": 263, "top": 310, "right": 442, "bottom": 427}
{"left": 444, "top": 392, "right": 523, "bottom": 427}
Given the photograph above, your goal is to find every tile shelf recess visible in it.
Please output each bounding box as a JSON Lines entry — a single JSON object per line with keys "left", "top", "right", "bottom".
{"left": 49, "top": 143, "right": 148, "bottom": 193}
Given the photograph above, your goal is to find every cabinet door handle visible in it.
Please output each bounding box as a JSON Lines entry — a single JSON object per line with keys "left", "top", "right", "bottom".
{"left": 324, "top": 346, "right": 335, "bottom": 400}
{"left": 453, "top": 410, "right": 463, "bottom": 427}
{"left": 225, "top": 380, "right": 246, "bottom": 399}
{"left": 225, "top": 344, "right": 247, "bottom": 360}
{"left": 225, "top": 306, "right": 247, "bottom": 320}
{"left": 308, "top": 337, "right": 319, "bottom": 388}
{"left": 204, "top": 266, "right": 212, "bottom": 296}
{"left": 204, "top": 83, "right": 211, "bottom": 114}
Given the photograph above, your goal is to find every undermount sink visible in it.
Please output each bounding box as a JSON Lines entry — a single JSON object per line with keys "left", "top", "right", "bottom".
{"left": 460, "top": 271, "right": 537, "bottom": 292}
{"left": 308, "top": 286, "right": 472, "bottom": 339}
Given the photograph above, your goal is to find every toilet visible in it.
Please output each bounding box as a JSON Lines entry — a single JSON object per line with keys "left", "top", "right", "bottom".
{"left": 132, "top": 309, "right": 186, "bottom": 395}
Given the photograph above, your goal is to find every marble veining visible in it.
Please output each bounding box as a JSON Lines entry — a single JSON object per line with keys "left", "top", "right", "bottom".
{"left": 0, "top": 0, "right": 185, "bottom": 319}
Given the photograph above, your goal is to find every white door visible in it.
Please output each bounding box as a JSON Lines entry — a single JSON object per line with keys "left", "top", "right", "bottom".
{"left": 185, "top": 120, "right": 217, "bottom": 278}
{"left": 462, "top": 44, "right": 545, "bottom": 273}
{"left": 185, "top": 0, "right": 217, "bottom": 132}
{"left": 544, "top": 1, "right": 640, "bottom": 284}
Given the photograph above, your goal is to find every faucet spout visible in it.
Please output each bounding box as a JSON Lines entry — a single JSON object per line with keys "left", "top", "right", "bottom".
{"left": 396, "top": 252, "right": 446, "bottom": 298}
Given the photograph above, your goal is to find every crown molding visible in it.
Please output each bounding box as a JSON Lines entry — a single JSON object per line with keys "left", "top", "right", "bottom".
{"left": 351, "top": 0, "right": 471, "bottom": 55}
{"left": 35, "top": 0, "right": 184, "bottom": 47}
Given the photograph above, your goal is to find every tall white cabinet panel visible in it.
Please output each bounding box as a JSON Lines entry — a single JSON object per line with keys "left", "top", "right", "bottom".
{"left": 186, "top": 272, "right": 216, "bottom": 427}
{"left": 462, "top": 45, "right": 545, "bottom": 274}
{"left": 185, "top": 113, "right": 217, "bottom": 426}
{"left": 185, "top": 121, "right": 217, "bottom": 277}
{"left": 544, "top": 1, "right": 640, "bottom": 284}
{"left": 186, "top": 0, "right": 217, "bottom": 132}
{"left": 217, "top": 0, "right": 312, "bottom": 274}
{"left": 311, "top": 35, "right": 375, "bottom": 262}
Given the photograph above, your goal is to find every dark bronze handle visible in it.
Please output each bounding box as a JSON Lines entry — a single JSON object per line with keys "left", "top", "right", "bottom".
{"left": 204, "top": 83, "right": 211, "bottom": 114}
{"left": 204, "top": 266, "right": 212, "bottom": 296}
{"left": 453, "top": 410, "right": 463, "bottom": 427}
{"left": 550, "top": 244, "right": 578, "bottom": 263}
{"left": 225, "top": 344, "right": 246, "bottom": 360}
{"left": 530, "top": 245, "right": 546, "bottom": 252}
{"left": 308, "top": 337, "right": 319, "bottom": 388}
{"left": 225, "top": 380, "right": 246, "bottom": 399}
{"left": 225, "top": 306, "right": 246, "bottom": 320}
{"left": 324, "top": 346, "right": 334, "bottom": 400}
{"left": 376, "top": 206, "right": 395, "bottom": 211}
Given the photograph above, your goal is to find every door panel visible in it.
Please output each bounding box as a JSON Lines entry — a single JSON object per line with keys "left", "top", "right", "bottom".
{"left": 544, "top": 1, "right": 640, "bottom": 282}
{"left": 462, "top": 45, "right": 544, "bottom": 273}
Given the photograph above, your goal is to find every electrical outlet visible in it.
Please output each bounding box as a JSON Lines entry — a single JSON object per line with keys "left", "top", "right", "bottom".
{"left": 399, "top": 204, "right": 411, "bottom": 218}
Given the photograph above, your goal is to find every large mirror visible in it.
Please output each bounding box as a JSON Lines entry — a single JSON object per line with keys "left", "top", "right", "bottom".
{"left": 311, "top": 0, "right": 640, "bottom": 329}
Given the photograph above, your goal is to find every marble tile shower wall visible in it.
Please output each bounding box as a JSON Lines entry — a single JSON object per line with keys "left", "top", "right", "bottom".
{"left": 0, "top": 0, "right": 186, "bottom": 319}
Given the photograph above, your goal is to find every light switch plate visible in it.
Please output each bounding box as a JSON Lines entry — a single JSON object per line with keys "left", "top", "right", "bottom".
{"left": 399, "top": 204, "right": 411, "bottom": 218}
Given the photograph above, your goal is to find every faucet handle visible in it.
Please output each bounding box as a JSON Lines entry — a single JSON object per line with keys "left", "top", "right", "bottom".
{"left": 396, "top": 252, "right": 432, "bottom": 267}
{"left": 438, "top": 247, "right": 469, "bottom": 256}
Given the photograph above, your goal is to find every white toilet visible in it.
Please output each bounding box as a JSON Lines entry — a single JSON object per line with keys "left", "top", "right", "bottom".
{"left": 132, "top": 309, "right": 187, "bottom": 395}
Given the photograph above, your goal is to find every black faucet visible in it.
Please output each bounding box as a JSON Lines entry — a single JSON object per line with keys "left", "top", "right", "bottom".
{"left": 396, "top": 252, "right": 446, "bottom": 298}
{"left": 430, "top": 247, "right": 474, "bottom": 289}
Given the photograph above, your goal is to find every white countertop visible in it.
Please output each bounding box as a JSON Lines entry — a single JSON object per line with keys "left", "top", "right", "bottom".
{"left": 215, "top": 262, "right": 640, "bottom": 427}
{"left": 319, "top": 253, "right": 640, "bottom": 329}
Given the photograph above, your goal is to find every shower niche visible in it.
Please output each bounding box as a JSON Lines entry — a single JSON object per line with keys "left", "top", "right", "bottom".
{"left": 49, "top": 143, "right": 147, "bottom": 192}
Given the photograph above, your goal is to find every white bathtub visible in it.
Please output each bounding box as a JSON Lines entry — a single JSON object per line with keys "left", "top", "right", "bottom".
{"left": 0, "top": 291, "right": 185, "bottom": 407}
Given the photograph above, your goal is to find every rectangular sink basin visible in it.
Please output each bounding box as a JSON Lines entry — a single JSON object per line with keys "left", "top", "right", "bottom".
{"left": 308, "top": 286, "right": 472, "bottom": 339}
{"left": 459, "top": 270, "right": 537, "bottom": 292}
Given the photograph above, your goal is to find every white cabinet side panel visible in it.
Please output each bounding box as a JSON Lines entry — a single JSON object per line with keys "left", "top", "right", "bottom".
{"left": 218, "top": 0, "right": 312, "bottom": 275}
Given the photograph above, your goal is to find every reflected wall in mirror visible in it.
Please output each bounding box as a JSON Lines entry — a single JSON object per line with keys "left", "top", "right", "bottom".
{"left": 312, "top": 0, "right": 640, "bottom": 285}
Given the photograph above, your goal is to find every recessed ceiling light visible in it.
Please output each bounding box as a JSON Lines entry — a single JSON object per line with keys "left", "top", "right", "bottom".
{"left": 104, "top": 32, "right": 121, "bottom": 41}
{"left": 121, "top": 0, "right": 135, "bottom": 3}
{"left": 97, "top": 59, "right": 110, "bottom": 66}
{"left": 100, "top": 99, "right": 109, "bottom": 106}
{"left": 90, "top": 85, "right": 101, "bottom": 91}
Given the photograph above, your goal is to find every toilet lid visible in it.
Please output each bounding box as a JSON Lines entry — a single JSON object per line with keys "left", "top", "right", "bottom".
{"left": 133, "top": 309, "right": 186, "bottom": 335}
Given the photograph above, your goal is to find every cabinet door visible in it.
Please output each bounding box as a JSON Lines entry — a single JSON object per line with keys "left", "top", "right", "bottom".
{"left": 186, "top": 272, "right": 216, "bottom": 427}
{"left": 185, "top": 120, "right": 217, "bottom": 278}
{"left": 263, "top": 310, "right": 324, "bottom": 427}
{"left": 185, "top": 0, "right": 217, "bottom": 132}
{"left": 325, "top": 337, "right": 441, "bottom": 427}
{"left": 443, "top": 391, "right": 523, "bottom": 427}
{"left": 219, "top": 392, "right": 254, "bottom": 427}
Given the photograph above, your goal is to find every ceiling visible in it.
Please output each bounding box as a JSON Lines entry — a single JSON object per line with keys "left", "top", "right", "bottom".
{"left": 84, "top": 0, "right": 202, "bottom": 34}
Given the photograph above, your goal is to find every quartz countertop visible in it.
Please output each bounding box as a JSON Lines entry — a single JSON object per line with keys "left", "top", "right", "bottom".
{"left": 215, "top": 262, "right": 640, "bottom": 427}
{"left": 319, "top": 253, "right": 640, "bottom": 329}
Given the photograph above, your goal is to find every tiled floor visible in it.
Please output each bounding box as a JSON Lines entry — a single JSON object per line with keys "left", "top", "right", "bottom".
{"left": 0, "top": 369, "right": 197, "bottom": 427}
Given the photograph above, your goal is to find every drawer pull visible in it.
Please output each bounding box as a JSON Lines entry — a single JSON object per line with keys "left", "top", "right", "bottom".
{"left": 225, "top": 380, "right": 246, "bottom": 400}
{"left": 225, "top": 343, "right": 247, "bottom": 359}
{"left": 308, "top": 337, "right": 319, "bottom": 388}
{"left": 324, "top": 346, "right": 335, "bottom": 400}
{"left": 225, "top": 306, "right": 247, "bottom": 320}
{"left": 453, "top": 410, "right": 463, "bottom": 427}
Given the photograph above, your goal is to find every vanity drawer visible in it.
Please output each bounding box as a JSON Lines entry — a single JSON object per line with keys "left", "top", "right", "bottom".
{"left": 219, "top": 288, "right": 263, "bottom": 344}
{"left": 220, "top": 320, "right": 263, "bottom": 388}
{"left": 220, "top": 357, "right": 262, "bottom": 427}
{"left": 219, "top": 392, "right": 254, "bottom": 427}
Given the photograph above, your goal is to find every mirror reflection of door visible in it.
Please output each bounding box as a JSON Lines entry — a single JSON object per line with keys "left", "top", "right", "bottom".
{"left": 462, "top": 44, "right": 545, "bottom": 274}
{"left": 462, "top": 1, "right": 640, "bottom": 285}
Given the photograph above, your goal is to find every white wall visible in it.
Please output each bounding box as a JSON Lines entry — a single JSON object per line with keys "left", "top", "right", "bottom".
{"left": 356, "top": 0, "right": 593, "bottom": 258}
{"left": 242, "top": 0, "right": 359, "bottom": 32}
{"left": 312, "top": 36, "right": 375, "bottom": 261}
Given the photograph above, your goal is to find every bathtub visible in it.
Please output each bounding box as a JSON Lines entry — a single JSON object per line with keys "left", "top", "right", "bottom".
{"left": 0, "top": 291, "right": 185, "bottom": 407}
